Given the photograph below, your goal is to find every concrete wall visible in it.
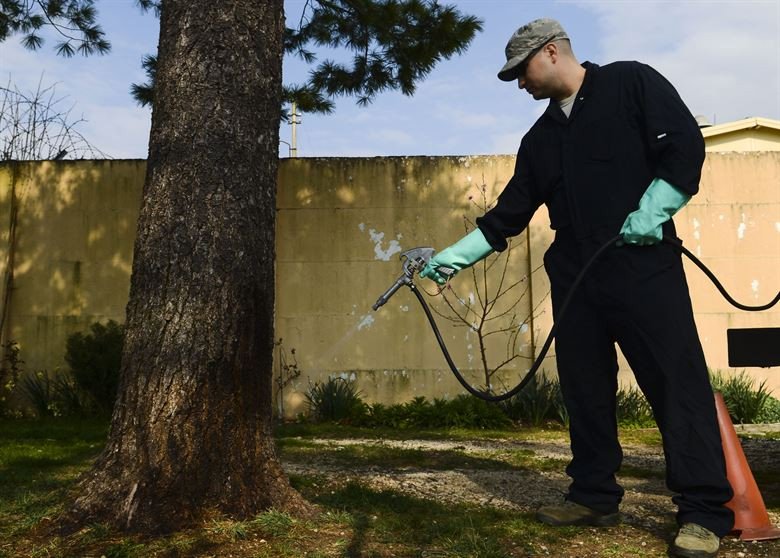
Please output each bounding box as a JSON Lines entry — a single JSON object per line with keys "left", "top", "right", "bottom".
{"left": 0, "top": 161, "right": 141, "bottom": 373}
{"left": 0, "top": 154, "right": 778, "bottom": 416}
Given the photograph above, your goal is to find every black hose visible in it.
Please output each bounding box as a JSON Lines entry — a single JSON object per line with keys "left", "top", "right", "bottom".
{"left": 412, "top": 235, "right": 779, "bottom": 403}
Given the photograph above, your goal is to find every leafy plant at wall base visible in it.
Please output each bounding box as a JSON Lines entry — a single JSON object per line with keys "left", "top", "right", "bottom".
{"left": 274, "top": 338, "right": 301, "bottom": 420}
{"left": 710, "top": 370, "right": 772, "bottom": 424}
{"left": 306, "top": 377, "right": 367, "bottom": 422}
{"left": 433, "top": 394, "right": 510, "bottom": 429}
{"left": 0, "top": 340, "right": 23, "bottom": 415}
{"left": 355, "top": 394, "right": 509, "bottom": 429}
{"left": 52, "top": 371, "right": 89, "bottom": 416}
{"left": 500, "top": 374, "right": 560, "bottom": 426}
{"left": 616, "top": 385, "right": 656, "bottom": 428}
{"left": 65, "top": 320, "right": 124, "bottom": 415}
{"left": 756, "top": 396, "right": 780, "bottom": 424}
{"left": 19, "top": 371, "right": 57, "bottom": 417}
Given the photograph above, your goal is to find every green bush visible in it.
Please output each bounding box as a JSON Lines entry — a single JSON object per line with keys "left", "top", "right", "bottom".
{"left": 756, "top": 396, "right": 780, "bottom": 424}
{"left": 52, "top": 372, "right": 90, "bottom": 416}
{"left": 615, "top": 385, "right": 656, "bottom": 428}
{"left": 0, "top": 341, "right": 23, "bottom": 416}
{"left": 18, "top": 371, "right": 56, "bottom": 417}
{"left": 358, "top": 395, "right": 510, "bottom": 429}
{"left": 306, "top": 377, "right": 367, "bottom": 422}
{"left": 710, "top": 370, "right": 772, "bottom": 424}
{"left": 18, "top": 370, "right": 91, "bottom": 417}
{"left": 65, "top": 320, "right": 124, "bottom": 415}
{"left": 305, "top": 376, "right": 510, "bottom": 429}
{"left": 499, "top": 374, "right": 561, "bottom": 426}
{"left": 422, "top": 395, "right": 509, "bottom": 429}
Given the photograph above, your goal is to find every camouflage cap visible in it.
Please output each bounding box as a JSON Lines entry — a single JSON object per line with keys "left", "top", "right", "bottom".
{"left": 497, "top": 18, "right": 568, "bottom": 82}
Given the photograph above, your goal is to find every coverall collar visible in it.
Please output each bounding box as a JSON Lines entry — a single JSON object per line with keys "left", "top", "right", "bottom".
{"left": 543, "top": 61, "right": 599, "bottom": 124}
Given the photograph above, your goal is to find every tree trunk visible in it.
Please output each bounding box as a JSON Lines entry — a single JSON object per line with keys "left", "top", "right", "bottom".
{"left": 66, "top": 0, "right": 311, "bottom": 532}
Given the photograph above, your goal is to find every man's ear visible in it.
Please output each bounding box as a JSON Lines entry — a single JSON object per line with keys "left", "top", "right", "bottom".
{"left": 544, "top": 42, "right": 559, "bottom": 62}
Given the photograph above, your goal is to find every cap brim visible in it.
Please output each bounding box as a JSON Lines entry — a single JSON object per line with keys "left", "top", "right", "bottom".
{"left": 497, "top": 55, "right": 526, "bottom": 82}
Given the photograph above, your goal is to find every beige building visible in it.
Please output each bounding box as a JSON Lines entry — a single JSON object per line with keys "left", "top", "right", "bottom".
{"left": 0, "top": 120, "right": 778, "bottom": 416}
{"left": 700, "top": 117, "right": 780, "bottom": 152}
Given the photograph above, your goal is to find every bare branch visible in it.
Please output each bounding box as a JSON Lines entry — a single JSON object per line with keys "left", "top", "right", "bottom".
{"left": 1, "top": 77, "right": 106, "bottom": 161}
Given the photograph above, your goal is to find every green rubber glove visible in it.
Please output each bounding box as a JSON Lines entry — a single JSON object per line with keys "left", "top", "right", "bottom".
{"left": 420, "top": 228, "right": 494, "bottom": 285}
{"left": 620, "top": 178, "right": 691, "bottom": 246}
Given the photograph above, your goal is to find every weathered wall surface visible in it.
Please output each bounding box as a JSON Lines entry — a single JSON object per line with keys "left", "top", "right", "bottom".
{"left": 0, "top": 161, "right": 142, "bottom": 373}
{"left": 275, "top": 156, "right": 542, "bottom": 414}
{"left": 0, "top": 154, "right": 777, "bottom": 416}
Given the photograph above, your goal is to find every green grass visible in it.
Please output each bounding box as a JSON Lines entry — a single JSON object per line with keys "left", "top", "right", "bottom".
{"left": 2, "top": 417, "right": 778, "bottom": 557}
{"left": 296, "top": 480, "right": 563, "bottom": 557}
{"left": 275, "top": 421, "right": 570, "bottom": 442}
{"left": 0, "top": 418, "right": 108, "bottom": 545}
{"left": 281, "top": 439, "right": 515, "bottom": 471}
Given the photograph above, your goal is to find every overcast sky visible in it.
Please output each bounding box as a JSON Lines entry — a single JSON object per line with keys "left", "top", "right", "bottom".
{"left": 1, "top": 0, "right": 778, "bottom": 158}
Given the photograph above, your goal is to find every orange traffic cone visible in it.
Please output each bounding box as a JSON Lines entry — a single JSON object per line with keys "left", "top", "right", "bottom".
{"left": 714, "top": 391, "right": 780, "bottom": 541}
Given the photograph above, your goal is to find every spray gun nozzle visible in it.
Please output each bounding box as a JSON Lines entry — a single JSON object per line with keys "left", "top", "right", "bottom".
{"left": 372, "top": 247, "right": 437, "bottom": 311}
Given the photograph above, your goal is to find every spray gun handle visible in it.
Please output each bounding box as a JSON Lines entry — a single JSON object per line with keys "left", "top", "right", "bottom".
{"left": 372, "top": 273, "right": 410, "bottom": 311}
{"left": 436, "top": 266, "right": 456, "bottom": 279}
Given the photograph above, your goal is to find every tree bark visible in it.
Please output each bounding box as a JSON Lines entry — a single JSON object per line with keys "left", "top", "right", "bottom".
{"left": 66, "top": 0, "right": 312, "bottom": 532}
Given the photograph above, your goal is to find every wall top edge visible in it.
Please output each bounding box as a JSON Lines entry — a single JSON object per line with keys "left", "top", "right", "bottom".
{"left": 0, "top": 158, "right": 147, "bottom": 166}
{"left": 1, "top": 151, "right": 778, "bottom": 168}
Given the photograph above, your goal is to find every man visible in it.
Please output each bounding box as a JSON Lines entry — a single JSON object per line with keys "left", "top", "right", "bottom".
{"left": 421, "top": 18, "right": 734, "bottom": 558}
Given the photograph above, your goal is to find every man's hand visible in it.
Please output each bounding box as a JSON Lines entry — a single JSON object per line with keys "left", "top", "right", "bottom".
{"left": 420, "top": 228, "right": 494, "bottom": 285}
{"left": 620, "top": 178, "right": 690, "bottom": 246}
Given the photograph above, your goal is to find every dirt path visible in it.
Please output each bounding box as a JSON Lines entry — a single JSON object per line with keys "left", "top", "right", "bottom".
{"left": 283, "top": 435, "right": 780, "bottom": 557}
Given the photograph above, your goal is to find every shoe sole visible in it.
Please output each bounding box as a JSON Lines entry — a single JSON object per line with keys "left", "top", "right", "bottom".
{"left": 535, "top": 511, "right": 621, "bottom": 527}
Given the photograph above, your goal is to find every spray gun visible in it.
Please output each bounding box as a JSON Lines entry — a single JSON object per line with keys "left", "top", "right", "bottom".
{"left": 372, "top": 247, "right": 453, "bottom": 311}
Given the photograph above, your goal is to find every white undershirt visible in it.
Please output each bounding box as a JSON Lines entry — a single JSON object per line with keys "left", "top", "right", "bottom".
{"left": 558, "top": 91, "right": 577, "bottom": 118}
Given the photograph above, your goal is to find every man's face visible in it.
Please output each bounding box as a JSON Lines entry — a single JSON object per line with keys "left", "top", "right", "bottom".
{"left": 517, "top": 44, "right": 553, "bottom": 100}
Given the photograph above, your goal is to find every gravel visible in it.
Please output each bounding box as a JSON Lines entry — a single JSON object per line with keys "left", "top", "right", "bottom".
{"left": 282, "top": 432, "right": 780, "bottom": 556}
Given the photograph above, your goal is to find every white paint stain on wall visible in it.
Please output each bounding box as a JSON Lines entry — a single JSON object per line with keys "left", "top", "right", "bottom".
{"left": 751, "top": 280, "right": 760, "bottom": 294}
{"left": 692, "top": 217, "right": 701, "bottom": 241}
{"left": 775, "top": 222, "right": 780, "bottom": 233}
{"left": 357, "top": 314, "right": 375, "bottom": 331}
{"left": 366, "top": 227, "right": 402, "bottom": 261}
{"left": 736, "top": 212, "right": 752, "bottom": 240}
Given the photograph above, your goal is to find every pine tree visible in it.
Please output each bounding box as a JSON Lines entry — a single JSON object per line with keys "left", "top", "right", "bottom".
{"left": 130, "top": 0, "right": 483, "bottom": 117}
{"left": 1, "top": 0, "right": 481, "bottom": 531}
{"left": 0, "top": 0, "right": 110, "bottom": 56}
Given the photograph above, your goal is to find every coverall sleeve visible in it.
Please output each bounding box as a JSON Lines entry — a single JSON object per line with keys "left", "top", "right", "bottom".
{"left": 476, "top": 141, "right": 541, "bottom": 252}
{"left": 631, "top": 63, "right": 705, "bottom": 195}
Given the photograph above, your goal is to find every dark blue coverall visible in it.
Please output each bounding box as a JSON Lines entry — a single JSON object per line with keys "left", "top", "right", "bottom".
{"left": 476, "top": 61, "right": 735, "bottom": 537}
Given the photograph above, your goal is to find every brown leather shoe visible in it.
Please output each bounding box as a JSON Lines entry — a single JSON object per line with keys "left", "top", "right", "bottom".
{"left": 536, "top": 500, "right": 621, "bottom": 527}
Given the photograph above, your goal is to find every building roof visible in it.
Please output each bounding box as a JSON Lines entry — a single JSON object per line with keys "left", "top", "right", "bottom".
{"left": 699, "top": 117, "right": 780, "bottom": 152}
{"left": 700, "top": 117, "right": 780, "bottom": 139}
